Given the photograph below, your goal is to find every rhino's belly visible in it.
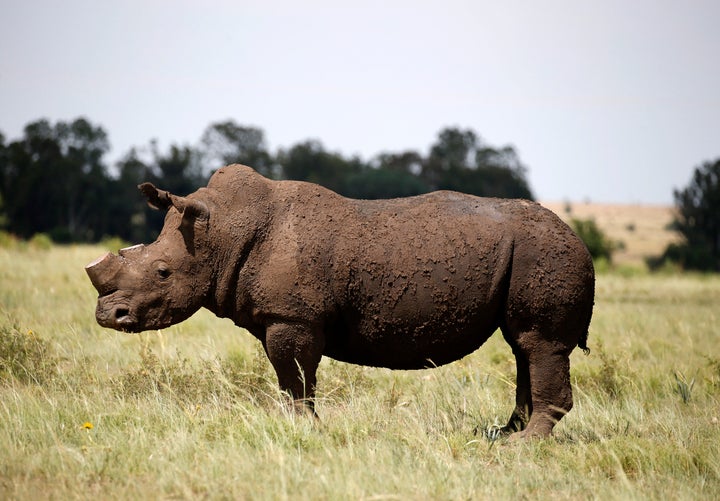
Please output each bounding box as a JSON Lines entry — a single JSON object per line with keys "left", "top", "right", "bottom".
{"left": 326, "top": 254, "right": 508, "bottom": 368}
{"left": 323, "top": 307, "right": 501, "bottom": 370}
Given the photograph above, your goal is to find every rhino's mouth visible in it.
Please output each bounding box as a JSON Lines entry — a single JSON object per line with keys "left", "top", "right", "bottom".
{"left": 94, "top": 287, "right": 177, "bottom": 333}
{"left": 114, "top": 308, "right": 136, "bottom": 331}
{"left": 98, "top": 288, "right": 118, "bottom": 299}
{"left": 95, "top": 296, "right": 140, "bottom": 333}
{"left": 100, "top": 309, "right": 139, "bottom": 333}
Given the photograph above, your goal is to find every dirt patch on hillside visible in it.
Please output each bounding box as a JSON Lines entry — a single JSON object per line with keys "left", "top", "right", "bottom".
{"left": 541, "top": 201, "right": 683, "bottom": 267}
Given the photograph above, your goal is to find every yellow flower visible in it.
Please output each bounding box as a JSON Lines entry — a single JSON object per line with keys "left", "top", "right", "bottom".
{"left": 82, "top": 422, "right": 94, "bottom": 430}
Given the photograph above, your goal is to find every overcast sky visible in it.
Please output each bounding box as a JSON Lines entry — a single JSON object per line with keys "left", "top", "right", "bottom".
{"left": 1, "top": 0, "right": 718, "bottom": 204}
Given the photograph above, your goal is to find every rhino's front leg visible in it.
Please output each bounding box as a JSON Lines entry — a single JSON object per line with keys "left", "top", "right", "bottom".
{"left": 264, "top": 321, "right": 325, "bottom": 416}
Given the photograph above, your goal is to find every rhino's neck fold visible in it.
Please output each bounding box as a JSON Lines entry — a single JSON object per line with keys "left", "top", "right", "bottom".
{"left": 205, "top": 226, "right": 264, "bottom": 325}
{"left": 201, "top": 172, "right": 275, "bottom": 326}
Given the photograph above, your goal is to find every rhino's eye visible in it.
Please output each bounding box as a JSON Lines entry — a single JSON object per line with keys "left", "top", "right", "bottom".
{"left": 157, "top": 266, "right": 171, "bottom": 279}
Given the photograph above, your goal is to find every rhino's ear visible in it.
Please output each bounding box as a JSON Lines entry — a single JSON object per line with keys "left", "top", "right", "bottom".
{"left": 169, "top": 195, "right": 209, "bottom": 221}
{"left": 170, "top": 195, "right": 209, "bottom": 255}
{"left": 139, "top": 183, "right": 173, "bottom": 211}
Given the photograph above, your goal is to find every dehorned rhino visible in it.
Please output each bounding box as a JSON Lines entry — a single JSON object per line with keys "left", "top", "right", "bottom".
{"left": 86, "top": 164, "right": 594, "bottom": 439}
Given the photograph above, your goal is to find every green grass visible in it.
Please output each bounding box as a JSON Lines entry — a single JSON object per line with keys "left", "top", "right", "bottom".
{"left": 1, "top": 244, "right": 719, "bottom": 500}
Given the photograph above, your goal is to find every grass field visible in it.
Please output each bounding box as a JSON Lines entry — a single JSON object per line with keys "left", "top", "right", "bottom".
{"left": 1, "top": 243, "right": 719, "bottom": 500}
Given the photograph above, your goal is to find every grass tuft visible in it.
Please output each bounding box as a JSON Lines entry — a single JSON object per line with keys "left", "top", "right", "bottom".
{"left": 0, "top": 324, "right": 58, "bottom": 384}
{"left": 112, "top": 344, "right": 284, "bottom": 412}
{"left": 673, "top": 371, "right": 696, "bottom": 404}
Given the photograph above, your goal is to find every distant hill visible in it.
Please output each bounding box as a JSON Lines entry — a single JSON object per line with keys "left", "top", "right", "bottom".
{"left": 541, "top": 201, "right": 682, "bottom": 267}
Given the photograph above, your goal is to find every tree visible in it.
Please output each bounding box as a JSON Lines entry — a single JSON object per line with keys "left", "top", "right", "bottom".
{"left": 659, "top": 159, "right": 720, "bottom": 271}
{"left": 0, "top": 118, "right": 111, "bottom": 241}
{"left": 278, "top": 140, "right": 363, "bottom": 194}
{"left": 421, "top": 127, "right": 534, "bottom": 200}
{"left": 200, "top": 121, "right": 274, "bottom": 177}
{"left": 110, "top": 149, "right": 159, "bottom": 243}
{"left": 472, "top": 145, "right": 533, "bottom": 199}
{"left": 343, "top": 167, "right": 429, "bottom": 199}
{"left": 0, "top": 118, "right": 539, "bottom": 243}
{"left": 422, "top": 127, "right": 478, "bottom": 190}
{"left": 112, "top": 141, "right": 207, "bottom": 242}
{"left": 56, "top": 118, "right": 112, "bottom": 240}
{"left": 374, "top": 151, "right": 423, "bottom": 175}
{"left": 152, "top": 142, "right": 205, "bottom": 196}
{"left": 0, "top": 132, "right": 5, "bottom": 228}
{"left": 343, "top": 150, "right": 429, "bottom": 199}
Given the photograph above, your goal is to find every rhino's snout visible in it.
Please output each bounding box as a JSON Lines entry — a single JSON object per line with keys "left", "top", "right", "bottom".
{"left": 95, "top": 299, "right": 139, "bottom": 333}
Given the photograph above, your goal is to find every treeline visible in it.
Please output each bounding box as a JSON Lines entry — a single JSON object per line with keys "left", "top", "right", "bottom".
{"left": 0, "top": 117, "right": 533, "bottom": 244}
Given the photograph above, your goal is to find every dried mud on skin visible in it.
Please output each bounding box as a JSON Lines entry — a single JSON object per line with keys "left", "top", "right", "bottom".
{"left": 87, "top": 164, "right": 595, "bottom": 437}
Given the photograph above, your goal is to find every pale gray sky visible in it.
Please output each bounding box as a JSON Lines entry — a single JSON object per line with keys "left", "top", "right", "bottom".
{"left": 1, "top": 0, "right": 718, "bottom": 204}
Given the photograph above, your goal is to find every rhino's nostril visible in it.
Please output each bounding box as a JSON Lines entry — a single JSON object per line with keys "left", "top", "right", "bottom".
{"left": 115, "top": 308, "right": 130, "bottom": 320}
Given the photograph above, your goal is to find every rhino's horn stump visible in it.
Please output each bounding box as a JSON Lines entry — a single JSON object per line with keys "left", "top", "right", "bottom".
{"left": 85, "top": 252, "right": 122, "bottom": 296}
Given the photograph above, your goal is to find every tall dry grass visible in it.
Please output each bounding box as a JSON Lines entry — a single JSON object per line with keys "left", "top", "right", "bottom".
{"left": 1, "top": 244, "right": 719, "bottom": 499}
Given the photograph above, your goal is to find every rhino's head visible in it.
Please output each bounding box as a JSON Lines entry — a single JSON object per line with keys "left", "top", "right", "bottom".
{"left": 86, "top": 183, "right": 213, "bottom": 333}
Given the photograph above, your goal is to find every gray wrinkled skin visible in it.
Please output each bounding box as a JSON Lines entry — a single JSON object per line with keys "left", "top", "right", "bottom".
{"left": 86, "top": 164, "right": 595, "bottom": 439}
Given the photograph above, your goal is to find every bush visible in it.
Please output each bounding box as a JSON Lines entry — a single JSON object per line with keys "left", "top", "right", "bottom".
{"left": 650, "top": 242, "right": 715, "bottom": 272}
{"left": 0, "top": 231, "right": 19, "bottom": 249}
{"left": 28, "top": 233, "right": 53, "bottom": 250}
{"left": 571, "top": 218, "right": 616, "bottom": 262}
{"left": 0, "top": 325, "right": 58, "bottom": 384}
{"left": 100, "top": 236, "right": 131, "bottom": 252}
{"left": 660, "top": 158, "right": 720, "bottom": 271}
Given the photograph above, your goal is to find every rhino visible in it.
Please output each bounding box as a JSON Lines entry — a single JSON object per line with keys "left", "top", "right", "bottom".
{"left": 86, "top": 164, "right": 594, "bottom": 439}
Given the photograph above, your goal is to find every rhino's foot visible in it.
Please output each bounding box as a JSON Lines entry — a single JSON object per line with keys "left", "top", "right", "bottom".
{"left": 291, "top": 398, "right": 319, "bottom": 419}
{"left": 501, "top": 412, "right": 529, "bottom": 435}
{"left": 506, "top": 411, "right": 561, "bottom": 440}
{"left": 507, "top": 426, "right": 552, "bottom": 442}
{"left": 507, "top": 430, "right": 528, "bottom": 441}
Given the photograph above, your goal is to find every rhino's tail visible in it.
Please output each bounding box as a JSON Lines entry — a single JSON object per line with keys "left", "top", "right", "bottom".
{"left": 579, "top": 331, "right": 591, "bottom": 356}
{"left": 577, "top": 278, "right": 595, "bottom": 356}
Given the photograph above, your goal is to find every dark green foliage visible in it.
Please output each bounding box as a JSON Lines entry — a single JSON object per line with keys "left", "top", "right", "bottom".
{"left": 0, "top": 118, "right": 112, "bottom": 241}
{"left": 0, "top": 119, "right": 535, "bottom": 242}
{"left": 343, "top": 167, "right": 430, "bottom": 199}
{"left": 656, "top": 159, "right": 720, "bottom": 271}
{"left": 571, "top": 218, "right": 616, "bottom": 262}
{"left": 422, "top": 127, "right": 533, "bottom": 199}
{"left": 653, "top": 242, "right": 716, "bottom": 272}
{"left": 278, "top": 140, "right": 364, "bottom": 194}
{"left": 201, "top": 121, "right": 274, "bottom": 178}
{"left": 113, "top": 141, "right": 209, "bottom": 242}
{"left": 0, "top": 118, "right": 212, "bottom": 243}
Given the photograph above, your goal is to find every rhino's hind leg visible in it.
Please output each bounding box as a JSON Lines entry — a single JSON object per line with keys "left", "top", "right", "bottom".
{"left": 500, "top": 339, "right": 532, "bottom": 433}
{"left": 508, "top": 332, "right": 574, "bottom": 440}
{"left": 263, "top": 321, "right": 324, "bottom": 416}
